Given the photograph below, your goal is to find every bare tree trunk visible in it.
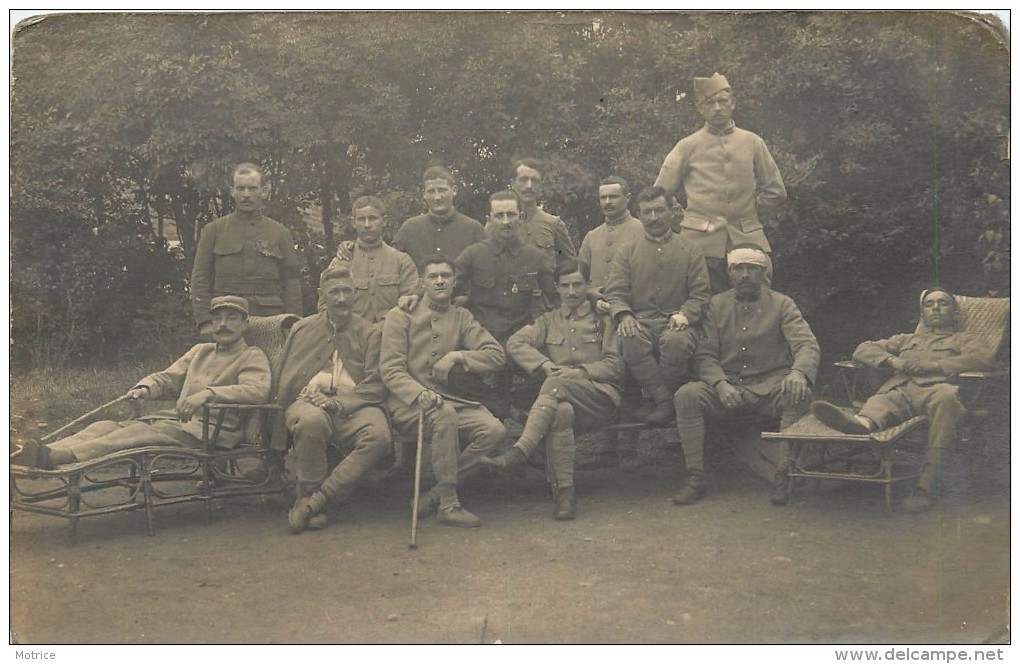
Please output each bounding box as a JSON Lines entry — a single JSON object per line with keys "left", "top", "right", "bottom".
{"left": 321, "top": 172, "right": 335, "bottom": 258}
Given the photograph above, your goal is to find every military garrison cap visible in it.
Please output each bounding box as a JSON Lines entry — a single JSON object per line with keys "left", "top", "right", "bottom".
{"left": 694, "top": 73, "right": 731, "bottom": 102}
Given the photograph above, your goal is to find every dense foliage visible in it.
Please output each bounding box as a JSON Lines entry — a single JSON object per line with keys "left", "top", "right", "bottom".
{"left": 11, "top": 11, "right": 1009, "bottom": 369}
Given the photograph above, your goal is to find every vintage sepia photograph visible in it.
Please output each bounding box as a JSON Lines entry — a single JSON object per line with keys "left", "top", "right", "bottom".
{"left": 8, "top": 9, "right": 1011, "bottom": 650}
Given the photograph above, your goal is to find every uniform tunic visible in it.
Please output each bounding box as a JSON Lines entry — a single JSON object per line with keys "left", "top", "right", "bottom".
{"left": 191, "top": 213, "right": 304, "bottom": 324}
{"left": 455, "top": 237, "right": 557, "bottom": 342}
{"left": 578, "top": 213, "right": 644, "bottom": 293}
{"left": 270, "top": 312, "right": 386, "bottom": 450}
{"left": 392, "top": 210, "right": 485, "bottom": 272}
{"left": 380, "top": 298, "right": 507, "bottom": 490}
{"left": 50, "top": 341, "right": 271, "bottom": 461}
{"left": 518, "top": 207, "right": 577, "bottom": 273}
{"left": 605, "top": 230, "right": 710, "bottom": 327}
{"left": 852, "top": 327, "right": 995, "bottom": 454}
{"left": 655, "top": 123, "right": 786, "bottom": 259}
{"left": 693, "top": 288, "right": 819, "bottom": 395}
{"left": 327, "top": 240, "right": 419, "bottom": 323}
{"left": 381, "top": 299, "right": 506, "bottom": 409}
{"left": 508, "top": 300, "right": 624, "bottom": 403}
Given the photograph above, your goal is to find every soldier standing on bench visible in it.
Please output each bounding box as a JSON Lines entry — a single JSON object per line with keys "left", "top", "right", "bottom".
{"left": 480, "top": 260, "right": 624, "bottom": 521}
{"left": 604, "top": 185, "right": 711, "bottom": 426}
{"left": 672, "top": 244, "right": 818, "bottom": 506}
{"left": 509, "top": 157, "right": 577, "bottom": 275}
{"left": 654, "top": 73, "right": 786, "bottom": 294}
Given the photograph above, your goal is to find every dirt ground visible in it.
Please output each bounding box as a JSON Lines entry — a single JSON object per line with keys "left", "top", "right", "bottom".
{"left": 9, "top": 431, "right": 1011, "bottom": 645}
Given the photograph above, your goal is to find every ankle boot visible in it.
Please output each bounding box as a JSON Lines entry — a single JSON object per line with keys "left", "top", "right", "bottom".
{"left": 672, "top": 472, "right": 706, "bottom": 505}
{"left": 554, "top": 486, "right": 576, "bottom": 520}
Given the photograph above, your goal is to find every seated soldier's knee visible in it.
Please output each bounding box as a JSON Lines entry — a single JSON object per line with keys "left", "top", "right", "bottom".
{"left": 288, "top": 408, "right": 332, "bottom": 443}
{"left": 927, "top": 383, "right": 960, "bottom": 403}
{"left": 925, "top": 383, "right": 965, "bottom": 417}
{"left": 354, "top": 409, "right": 393, "bottom": 451}
{"left": 426, "top": 403, "right": 458, "bottom": 429}
{"left": 673, "top": 381, "right": 710, "bottom": 411}
{"left": 540, "top": 375, "right": 567, "bottom": 396}
{"left": 620, "top": 332, "right": 652, "bottom": 362}
{"left": 552, "top": 402, "right": 575, "bottom": 431}
{"left": 661, "top": 326, "right": 698, "bottom": 356}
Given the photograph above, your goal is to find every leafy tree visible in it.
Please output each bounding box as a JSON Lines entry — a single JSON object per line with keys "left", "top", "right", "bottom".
{"left": 11, "top": 10, "right": 1009, "bottom": 374}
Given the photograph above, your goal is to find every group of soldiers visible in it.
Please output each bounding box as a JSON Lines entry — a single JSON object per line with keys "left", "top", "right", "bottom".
{"left": 13, "top": 74, "right": 996, "bottom": 528}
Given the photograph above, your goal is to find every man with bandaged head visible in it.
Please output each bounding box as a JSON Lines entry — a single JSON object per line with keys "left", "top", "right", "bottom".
{"left": 811, "top": 288, "right": 996, "bottom": 513}
{"left": 672, "top": 243, "right": 818, "bottom": 506}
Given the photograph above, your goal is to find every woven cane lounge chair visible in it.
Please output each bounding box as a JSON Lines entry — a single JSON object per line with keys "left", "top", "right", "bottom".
{"left": 10, "top": 314, "right": 298, "bottom": 544}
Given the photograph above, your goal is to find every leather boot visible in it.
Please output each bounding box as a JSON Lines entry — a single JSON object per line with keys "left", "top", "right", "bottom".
{"left": 288, "top": 490, "right": 328, "bottom": 534}
{"left": 11, "top": 440, "right": 54, "bottom": 470}
{"left": 643, "top": 400, "right": 675, "bottom": 427}
{"left": 479, "top": 445, "right": 528, "bottom": 469}
{"left": 554, "top": 486, "right": 576, "bottom": 520}
{"left": 770, "top": 470, "right": 790, "bottom": 506}
{"left": 437, "top": 502, "right": 481, "bottom": 528}
{"left": 672, "top": 472, "right": 706, "bottom": 505}
{"left": 625, "top": 352, "right": 673, "bottom": 426}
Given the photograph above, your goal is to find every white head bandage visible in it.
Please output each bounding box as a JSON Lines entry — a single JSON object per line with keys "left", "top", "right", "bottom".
{"left": 726, "top": 247, "right": 769, "bottom": 269}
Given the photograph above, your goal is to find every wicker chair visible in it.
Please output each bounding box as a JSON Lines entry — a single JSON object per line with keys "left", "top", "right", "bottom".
{"left": 10, "top": 314, "right": 298, "bottom": 544}
{"left": 765, "top": 296, "right": 1009, "bottom": 511}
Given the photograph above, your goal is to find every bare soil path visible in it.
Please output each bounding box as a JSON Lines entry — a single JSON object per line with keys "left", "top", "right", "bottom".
{"left": 9, "top": 440, "right": 1010, "bottom": 645}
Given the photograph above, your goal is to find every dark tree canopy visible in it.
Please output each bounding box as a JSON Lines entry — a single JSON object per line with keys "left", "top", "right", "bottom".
{"left": 10, "top": 10, "right": 1009, "bottom": 371}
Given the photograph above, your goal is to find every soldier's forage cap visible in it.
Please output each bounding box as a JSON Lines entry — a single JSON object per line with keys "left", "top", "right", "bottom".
{"left": 694, "top": 73, "right": 731, "bottom": 102}
{"left": 210, "top": 295, "right": 250, "bottom": 318}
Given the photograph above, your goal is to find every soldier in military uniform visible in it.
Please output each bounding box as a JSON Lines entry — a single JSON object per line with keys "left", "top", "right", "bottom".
{"left": 481, "top": 260, "right": 624, "bottom": 521}
{"left": 191, "top": 163, "right": 304, "bottom": 332}
{"left": 604, "top": 186, "right": 711, "bottom": 425}
{"left": 393, "top": 166, "right": 486, "bottom": 273}
{"left": 654, "top": 73, "right": 786, "bottom": 294}
{"left": 508, "top": 158, "right": 577, "bottom": 274}
{"left": 325, "top": 195, "right": 419, "bottom": 323}
{"left": 380, "top": 256, "right": 507, "bottom": 528}
{"left": 454, "top": 190, "right": 558, "bottom": 418}
{"left": 578, "top": 175, "right": 645, "bottom": 315}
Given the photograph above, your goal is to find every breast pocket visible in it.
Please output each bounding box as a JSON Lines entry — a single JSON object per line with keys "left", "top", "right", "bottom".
{"left": 373, "top": 274, "right": 402, "bottom": 309}
{"left": 509, "top": 272, "right": 539, "bottom": 296}
{"left": 473, "top": 270, "right": 496, "bottom": 290}
{"left": 212, "top": 238, "right": 244, "bottom": 280}
{"left": 253, "top": 239, "right": 284, "bottom": 274}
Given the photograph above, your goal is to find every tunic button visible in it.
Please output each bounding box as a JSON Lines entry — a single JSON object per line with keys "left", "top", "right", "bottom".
{"left": 742, "top": 327, "right": 748, "bottom": 331}
{"left": 431, "top": 351, "right": 437, "bottom": 356}
{"left": 370, "top": 256, "right": 375, "bottom": 261}
{"left": 570, "top": 328, "right": 576, "bottom": 333}
{"left": 571, "top": 347, "right": 577, "bottom": 351}
{"left": 741, "top": 347, "right": 747, "bottom": 351}
{"left": 437, "top": 227, "right": 442, "bottom": 232}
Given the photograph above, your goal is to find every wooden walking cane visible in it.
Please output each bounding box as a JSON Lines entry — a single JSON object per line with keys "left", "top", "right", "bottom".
{"left": 39, "top": 393, "right": 133, "bottom": 443}
{"left": 409, "top": 407, "right": 425, "bottom": 550}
